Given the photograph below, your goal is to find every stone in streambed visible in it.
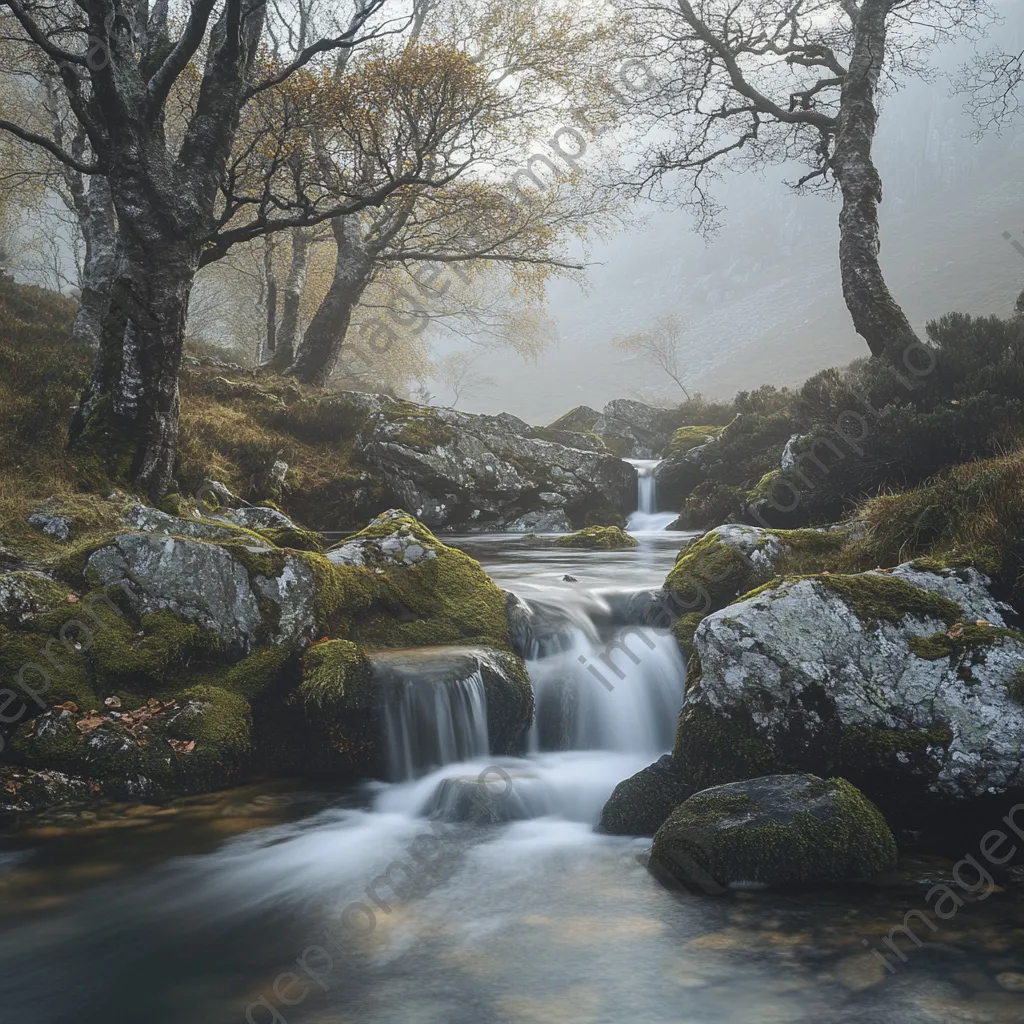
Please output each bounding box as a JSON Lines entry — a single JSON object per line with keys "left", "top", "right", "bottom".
{"left": 650, "top": 775, "right": 896, "bottom": 891}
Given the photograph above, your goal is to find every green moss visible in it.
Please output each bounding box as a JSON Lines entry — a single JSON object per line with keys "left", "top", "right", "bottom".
{"left": 222, "top": 645, "right": 295, "bottom": 701}
{"left": 257, "top": 525, "right": 325, "bottom": 553}
{"left": 555, "top": 526, "right": 638, "bottom": 550}
{"left": 381, "top": 403, "right": 455, "bottom": 449}
{"left": 908, "top": 621, "right": 1024, "bottom": 663}
{"left": 653, "top": 776, "right": 896, "bottom": 887}
{"left": 664, "top": 531, "right": 756, "bottom": 618}
{"left": 666, "top": 425, "right": 722, "bottom": 457}
{"left": 0, "top": 571, "right": 69, "bottom": 627}
{"left": 816, "top": 572, "right": 963, "bottom": 628}
{"left": 0, "top": 624, "right": 98, "bottom": 713}
{"left": 298, "top": 640, "right": 374, "bottom": 710}
{"left": 481, "top": 651, "right": 534, "bottom": 755}
{"left": 672, "top": 612, "right": 705, "bottom": 655}
{"left": 672, "top": 700, "right": 786, "bottom": 791}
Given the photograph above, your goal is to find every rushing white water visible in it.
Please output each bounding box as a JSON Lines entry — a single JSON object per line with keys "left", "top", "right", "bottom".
{"left": 625, "top": 458, "right": 679, "bottom": 532}
{"left": 380, "top": 666, "right": 490, "bottom": 782}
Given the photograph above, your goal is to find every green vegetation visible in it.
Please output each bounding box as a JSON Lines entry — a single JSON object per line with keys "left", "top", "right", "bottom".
{"left": 666, "top": 424, "right": 723, "bottom": 456}
{"left": 555, "top": 525, "right": 638, "bottom": 549}
{"left": 814, "top": 572, "right": 962, "bottom": 628}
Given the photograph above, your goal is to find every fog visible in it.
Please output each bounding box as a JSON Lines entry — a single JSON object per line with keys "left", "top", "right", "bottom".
{"left": 461, "top": 23, "right": 1024, "bottom": 424}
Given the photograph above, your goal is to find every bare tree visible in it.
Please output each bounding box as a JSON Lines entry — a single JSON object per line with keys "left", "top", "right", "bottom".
{"left": 432, "top": 349, "right": 496, "bottom": 407}
{"left": 617, "top": 0, "right": 995, "bottom": 359}
{"left": 613, "top": 313, "right": 691, "bottom": 398}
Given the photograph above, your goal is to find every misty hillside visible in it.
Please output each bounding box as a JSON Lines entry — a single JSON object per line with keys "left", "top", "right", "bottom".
{"left": 469, "top": 41, "right": 1024, "bottom": 423}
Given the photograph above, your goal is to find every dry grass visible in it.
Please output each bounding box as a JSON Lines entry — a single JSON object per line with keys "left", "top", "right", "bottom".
{"left": 858, "top": 449, "right": 1024, "bottom": 594}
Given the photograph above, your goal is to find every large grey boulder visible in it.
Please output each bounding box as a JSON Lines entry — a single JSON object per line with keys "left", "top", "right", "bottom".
{"left": 592, "top": 399, "right": 673, "bottom": 458}
{"left": 353, "top": 394, "right": 635, "bottom": 530}
{"left": 85, "top": 533, "right": 317, "bottom": 651}
{"left": 651, "top": 775, "right": 897, "bottom": 892}
{"left": 672, "top": 562, "right": 1024, "bottom": 831}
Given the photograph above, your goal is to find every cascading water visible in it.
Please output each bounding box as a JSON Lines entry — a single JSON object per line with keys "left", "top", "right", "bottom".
{"left": 373, "top": 649, "right": 491, "bottom": 781}
{"left": 625, "top": 458, "right": 681, "bottom": 532}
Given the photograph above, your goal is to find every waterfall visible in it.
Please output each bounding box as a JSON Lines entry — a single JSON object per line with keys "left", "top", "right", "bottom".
{"left": 516, "top": 589, "right": 686, "bottom": 755}
{"left": 373, "top": 651, "right": 491, "bottom": 781}
{"left": 624, "top": 459, "right": 679, "bottom": 532}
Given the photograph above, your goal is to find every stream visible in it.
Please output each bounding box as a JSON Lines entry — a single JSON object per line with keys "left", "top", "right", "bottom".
{"left": 0, "top": 506, "right": 1022, "bottom": 1022}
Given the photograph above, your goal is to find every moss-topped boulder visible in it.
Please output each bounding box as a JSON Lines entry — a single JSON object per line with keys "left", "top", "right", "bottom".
{"left": 354, "top": 395, "right": 635, "bottom": 530}
{"left": 548, "top": 405, "right": 600, "bottom": 433}
{"left": 661, "top": 524, "right": 851, "bottom": 653}
{"left": 672, "top": 562, "right": 1024, "bottom": 841}
{"left": 555, "top": 525, "right": 638, "bottom": 550}
{"left": 651, "top": 775, "right": 896, "bottom": 892}
{"left": 665, "top": 425, "right": 723, "bottom": 457}
{"left": 326, "top": 510, "right": 512, "bottom": 649}
{"left": 598, "top": 754, "right": 690, "bottom": 836}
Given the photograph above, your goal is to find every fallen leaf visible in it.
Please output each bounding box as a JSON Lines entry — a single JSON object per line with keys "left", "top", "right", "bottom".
{"left": 64, "top": 594, "right": 79, "bottom": 604}
{"left": 56, "top": 701, "right": 78, "bottom": 713}
{"left": 947, "top": 624, "right": 965, "bottom": 640}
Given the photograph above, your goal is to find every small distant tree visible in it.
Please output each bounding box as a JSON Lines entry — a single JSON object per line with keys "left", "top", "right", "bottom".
{"left": 613, "top": 313, "right": 691, "bottom": 399}
{"left": 433, "top": 349, "right": 496, "bottom": 407}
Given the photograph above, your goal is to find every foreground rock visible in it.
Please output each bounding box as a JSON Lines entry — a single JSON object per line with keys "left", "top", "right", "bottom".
{"left": 673, "top": 562, "right": 1024, "bottom": 838}
{"left": 599, "top": 754, "right": 690, "bottom": 835}
{"left": 651, "top": 775, "right": 897, "bottom": 892}
{"left": 1, "top": 507, "right": 527, "bottom": 807}
{"left": 352, "top": 395, "right": 635, "bottom": 530}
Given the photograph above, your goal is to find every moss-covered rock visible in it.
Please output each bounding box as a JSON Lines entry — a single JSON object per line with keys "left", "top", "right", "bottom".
{"left": 651, "top": 775, "right": 896, "bottom": 891}
{"left": 10, "top": 684, "right": 252, "bottom": 798}
{"left": 548, "top": 405, "right": 601, "bottom": 433}
{"left": 598, "top": 754, "right": 690, "bottom": 836}
{"left": 555, "top": 525, "right": 638, "bottom": 550}
{"left": 326, "top": 510, "right": 513, "bottom": 650}
{"left": 0, "top": 570, "right": 69, "bottom": 627}
{"left": 671, "top": 563, "right": 1024, "bottom": 842}
{"left": 665, "top": 425, "right": 723, "bottom": 457}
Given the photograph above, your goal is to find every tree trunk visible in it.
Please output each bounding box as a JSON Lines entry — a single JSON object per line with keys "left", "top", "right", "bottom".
{"left": 69, "top": 175, "right": 117, "bottom": 350}
{"left": 270, "top": 228, "right": 311, "bottom": 370}
{"left": 288, "top": 216, "right": 373, "bottom": 387}
{"left": 263, "top": 236, "right": 278, "bottom": 359}
{"left": 70, "top": 210, "right": 200, "bottom": 500}
{"left": 833, "top": 0, "right": 917, "bottom": 358}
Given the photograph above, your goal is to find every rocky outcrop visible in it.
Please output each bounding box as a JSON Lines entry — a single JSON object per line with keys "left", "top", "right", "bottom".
{"left": 352, "top": 395, "right": 636, "bottom": 531}
{"left": 86, "top": 533, "right": 318, "bottom": 652}
{"left": 651, "top": 775, "right": 897, "bottom": 892}
{"left": 501, "top": 510, "right": 573, "bottom": 534}
{"left": 592, "top": 399, "right": 673, "bottom": 458}
{"left": 672, "top": 562, "right": 1024, "bottom": 838}
{"left": 599, "top": 754, "right": 690, "bottom": 836}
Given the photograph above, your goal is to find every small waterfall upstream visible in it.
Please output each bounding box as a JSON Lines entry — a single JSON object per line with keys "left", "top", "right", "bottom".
{"left": 625, "top": 458, "right": 680, "bottom": 532}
